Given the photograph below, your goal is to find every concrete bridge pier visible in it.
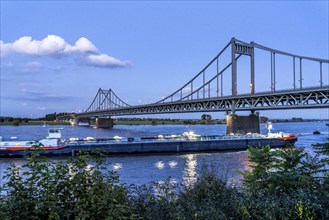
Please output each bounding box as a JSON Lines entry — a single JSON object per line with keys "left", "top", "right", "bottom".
{"left": 226, "top": 112, "right": 260, "bottom": 135}
{"left": 95, "top": 117, "right": 114, "bottom": 129}
{"left": 71, "top": 116, "right": 91, "bottom": 126}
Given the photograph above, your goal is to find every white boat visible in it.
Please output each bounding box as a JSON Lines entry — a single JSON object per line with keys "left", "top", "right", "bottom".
{"left": 0, "top": 128, "right": 66, "bottom": 151}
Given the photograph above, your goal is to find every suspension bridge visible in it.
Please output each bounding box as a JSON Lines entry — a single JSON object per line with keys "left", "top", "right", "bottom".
{"left": 58, "top": 38, "right": 329, "bottom": 133}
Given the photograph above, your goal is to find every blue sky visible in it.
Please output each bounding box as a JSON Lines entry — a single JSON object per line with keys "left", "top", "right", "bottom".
{"left": 1, "top": 1, "right": 328, "bottom": 119}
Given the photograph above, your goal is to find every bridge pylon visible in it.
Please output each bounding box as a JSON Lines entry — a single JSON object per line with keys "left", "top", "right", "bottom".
{"left": 226, "top": 112, "right": 260, "bottom": 135}
{"left": 95, "top": 117, "right": 114, "bottom": 129}
{"left": 231, "top": 38, "right": 255, "bottom": 96}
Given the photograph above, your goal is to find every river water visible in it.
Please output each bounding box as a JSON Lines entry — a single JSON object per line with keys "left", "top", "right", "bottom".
{"left": 0, "top": 122, "right": 328, "bottom": 187}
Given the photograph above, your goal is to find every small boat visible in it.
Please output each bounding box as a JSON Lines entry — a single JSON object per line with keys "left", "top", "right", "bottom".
{"left": 0, "top": 128, "right": 67, "bottom": 154}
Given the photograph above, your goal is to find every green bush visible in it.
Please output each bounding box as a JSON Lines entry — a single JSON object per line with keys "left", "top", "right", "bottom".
{"left": 130, "top": 178, "right": 178, "bottom": 219}
{"left": 238, "top": 145, "right": 329, "bottom": 219}
{"left": 175, "top": 167, "right": 238, "bottom": 219}
{"left": 12, "top": 120, "right": 20, "bottom": 126}
{"left": 0, "top": 149, "right": 137, "bottom": 219}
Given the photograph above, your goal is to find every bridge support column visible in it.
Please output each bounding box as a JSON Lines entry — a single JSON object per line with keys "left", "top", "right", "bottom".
{"left": 226, "top": 113, "right": 260, "bottom": 135}
{"left": 71, "top": 117, "right": 90, "bottom": 126}
{"left": 95, "top": 117, "right": 114, "bottom": 129}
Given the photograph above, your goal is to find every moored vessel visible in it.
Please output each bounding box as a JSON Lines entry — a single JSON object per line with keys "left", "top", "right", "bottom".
{"left": 0, "top": 128, "right": 67, "bottom": 155}
{"left": 0, "top": 128, "right": 297, "bottom": 157}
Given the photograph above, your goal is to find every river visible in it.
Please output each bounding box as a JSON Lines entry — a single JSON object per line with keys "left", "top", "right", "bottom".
{"left": 0, "top": 122, "right": 328, "bottom": 186}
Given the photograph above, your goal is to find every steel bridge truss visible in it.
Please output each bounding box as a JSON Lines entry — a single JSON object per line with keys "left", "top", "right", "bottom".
{"left": 76, "top": 38, "right": 328, "bottom": 118}
{"left": 85, "top": 88, "right": 130, "bottom": 112}
{"left": 80, "top": 87, "right": 328, "bottom": 117}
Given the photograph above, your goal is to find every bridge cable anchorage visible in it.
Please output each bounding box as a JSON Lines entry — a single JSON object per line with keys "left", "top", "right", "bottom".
{"left": 74, "top": 38, "right": 328, "bottom": 118}
{"left": 85, "top": 88, "right": 130, "bottom": 113}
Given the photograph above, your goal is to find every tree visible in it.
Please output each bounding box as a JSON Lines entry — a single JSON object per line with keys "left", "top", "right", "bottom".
{"left": 0, "top": 150, "right": 137, "bottom": 219}
{"left": 238, "top": 145, "right": 328, "bottom": 219}
{"left": 201, "top": 114, "right": 212, "bottom": 121}
{"left": 45, "top": 112, "right": 57, "bottom": 121}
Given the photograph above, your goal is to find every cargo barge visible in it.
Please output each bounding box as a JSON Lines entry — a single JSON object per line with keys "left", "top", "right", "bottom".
{"left": 0, "top": 128, "right": 297, "bottom": 157}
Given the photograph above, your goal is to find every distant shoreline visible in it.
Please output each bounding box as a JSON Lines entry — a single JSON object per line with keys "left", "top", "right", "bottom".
{"left": 0, "top": 118, "right": 328, "bottom": 126}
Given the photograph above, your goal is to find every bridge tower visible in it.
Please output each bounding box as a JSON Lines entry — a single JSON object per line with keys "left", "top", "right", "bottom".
{"left": 231, "top": 37, "right": 255, "bottom": 96}
{"left": 228, "top": 38, "right": 259, "bottom": 134}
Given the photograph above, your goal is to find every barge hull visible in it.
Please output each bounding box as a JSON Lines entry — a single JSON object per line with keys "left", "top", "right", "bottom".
{"left": 0, "top": 137, "right": 297, "bottom": 157}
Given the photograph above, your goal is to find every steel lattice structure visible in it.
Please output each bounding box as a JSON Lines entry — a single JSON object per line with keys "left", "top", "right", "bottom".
{"left": 58, "top": 38, "right": 328, "bottom": 119}
{"left": 85, "top": 88, "right": 130, "bottom": 112}
{"left": 77, "top": 87, "right": 329, "bottom": 117}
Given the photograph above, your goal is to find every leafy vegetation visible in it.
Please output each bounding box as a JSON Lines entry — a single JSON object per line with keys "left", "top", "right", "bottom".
{"left": 237, "top": 144, "right": 329, "bottom": 219}
{"left": 0, "top": 143, "right": 328, "bottom": 219}
{"left": 0, "top": 149, "right": 136, "bottom": 219}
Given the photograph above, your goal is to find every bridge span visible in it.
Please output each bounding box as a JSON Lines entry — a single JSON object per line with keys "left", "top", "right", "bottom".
{"left": 57, "top": 38, "right": 329, "bottom": 134}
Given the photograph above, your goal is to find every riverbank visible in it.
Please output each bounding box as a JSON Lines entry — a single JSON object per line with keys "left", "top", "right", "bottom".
{"left": 1, "top": 118, "right": 327, "bottom": 126}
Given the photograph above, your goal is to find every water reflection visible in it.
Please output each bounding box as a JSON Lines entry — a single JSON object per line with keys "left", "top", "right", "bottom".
{"left": 112, "top": 163, "right": 123, "bottom": 171}
{"left": 168, "top": 161, "right": 177, "bottom": 168}
{"left": 155, "top": 161, "right": 165, "bottom": 169}
{"left": 182, "top": 154, "right": 197, "bottom": 186}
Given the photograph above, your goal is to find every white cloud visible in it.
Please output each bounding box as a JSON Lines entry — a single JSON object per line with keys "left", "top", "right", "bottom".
{"left": 0, "top": 40, "right": 12, "bottom": 58}
{"left": 2, "top": 35, "right": 93, "bottom": 56}
{"left": 1, "top": 35, "right": 128, "bottom": 69}
{"left": 11, "top": 35, "right": 67, "bottom": 56}
{"left": 87, "top": 54, "right": 129, "bottom": 68}
{"left": 64, "top": 37, "right": 98, "bottom": 54}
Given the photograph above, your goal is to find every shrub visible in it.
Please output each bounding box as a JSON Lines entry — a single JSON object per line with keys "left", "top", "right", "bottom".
{"left": 129, "top": 178, "right": 178, "bottom": 219}
{"left": 130, "top": 166, "right": 239, "bottom": 220}
{"left": 12, "top": 120, "right": 20, "bottom": 126}
{"left": 238, "top": 145, "right": 329, "bottom": 219}
{"left": 0, "top": 149, "right": 137, "bottom": 219}
{"left": 175, "top": 167, "right": 238, "bottom": 219}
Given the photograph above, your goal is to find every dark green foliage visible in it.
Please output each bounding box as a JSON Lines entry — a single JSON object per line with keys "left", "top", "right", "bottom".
{"left": 12, "top": 120, "right": 20, "bottom": 126}
{"left": 201, "top": 114, "right": 212, "bottom": 121}
{"left": 129, "top": 178, "right": 178, "bottom": 219}
{"left": 130, "top": 167, "right": 238, "bottom": 220}
{"left": 45, "top": 112, "right": 57, "bottom": 121}
{"left": 0, "top": 149, "right": 136, "bottom": 219}
{"left": 175, "top": 168, "right": 238, "bottom": 220}
{"left": 238, "top": 145, "right": 329, "bottom": 219}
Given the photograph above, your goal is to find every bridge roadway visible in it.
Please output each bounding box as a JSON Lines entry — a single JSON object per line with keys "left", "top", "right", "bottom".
{"left": 72, "top": 86, "right": 329, "bottom": 118}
